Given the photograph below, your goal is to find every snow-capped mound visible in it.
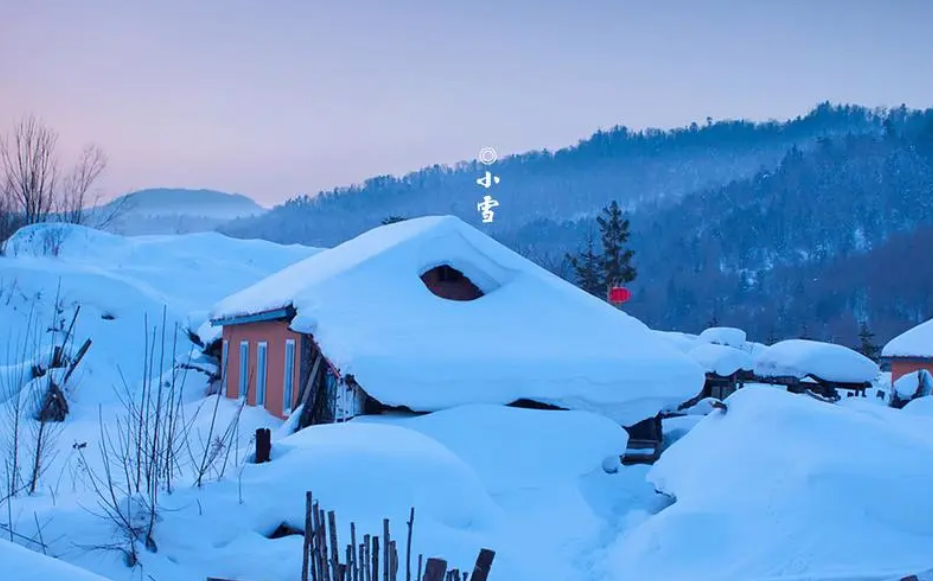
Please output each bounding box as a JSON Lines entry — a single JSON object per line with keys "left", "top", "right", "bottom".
{"left": 754, "top": 339, "right": 879, "bottom": 383}
{"left": 698, "top": 326, "right": 746, "bottom": 348}
{"left": 93, "top": 188, "right": 267, "bottom": 235}
{"left": 366, "top": 405, "right": 628, "bottom": 494}
{"left": 0, "top": 223, "right": 321, "bottom": 409}
{"left": 606, "top": 387, "right": 933, "bottom": 581}
{"left": 211, "top": 216, "right": 704, "bottom": 425}
{"left": 0, "top": 539, "right": 113, "bottom": 581}
{"left": 686, "top": 343, "right": 754, "bottom": 376}
{"left": 883, "top": 318, "right": 933, "bottom": 358}
{"left": 903, "top": 395, "right": 933, "bottom": 416}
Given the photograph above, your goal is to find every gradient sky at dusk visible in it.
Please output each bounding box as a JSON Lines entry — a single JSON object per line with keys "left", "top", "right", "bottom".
{"left": 3, "top": 0, "right": 933, "bottom": 205}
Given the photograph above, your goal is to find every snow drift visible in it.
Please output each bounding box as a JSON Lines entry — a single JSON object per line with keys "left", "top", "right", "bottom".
{"left": 0, "top": 539, "right": 114, "bottom": 581}
{"left": 606, "top": 386, "right": 933, "bottom": 581}
{"left": 212, "top": 216, "right": 704, "bottom": 424}
{"left": 687, "top": 343, "right": 754, "bottom": 376}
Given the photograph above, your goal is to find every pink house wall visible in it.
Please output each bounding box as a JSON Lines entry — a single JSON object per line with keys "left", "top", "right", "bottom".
{"left": 221, "top": 320, "right": 302, "bottom": 419}
{"left": 891, "top": 359, "right": 933, "bottom": 384}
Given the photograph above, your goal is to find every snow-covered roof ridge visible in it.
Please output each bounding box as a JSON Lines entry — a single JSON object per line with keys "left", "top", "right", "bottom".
{"left": 882, "top": 318, "right": 933, "bottom": 358}
{"left": 211, "top": 215, "right": 705, "bottom": 424}
{"left": 754, "top": 339, "right": 880, "bottom": 384}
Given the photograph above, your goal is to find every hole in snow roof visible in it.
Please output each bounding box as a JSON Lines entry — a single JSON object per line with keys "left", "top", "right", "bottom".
{"left": 420, "top": 264, "right": 484, "bottom": 301}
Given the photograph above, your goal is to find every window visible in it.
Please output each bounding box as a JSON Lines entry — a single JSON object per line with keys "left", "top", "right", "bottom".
{"left": 239, "top": 341, "right": 249, "bottom": 399}
{"left": 256, "top": 342, "right": 268, "bottom": 406}
{"left": 221, "top": 340, "right": 229, "bottom": 395}
{"left": 283, "top": 339, "right": 296, "bottom": 414}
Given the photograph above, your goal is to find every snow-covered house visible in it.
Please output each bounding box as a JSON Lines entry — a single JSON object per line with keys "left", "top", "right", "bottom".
{"left": 685, "top": 342, "right": 755, "bottom": 402}
{"left": 753, "top": 339, "right": 880, "bottom": 399}
{"left": 882, "top": 318, "right": 933, "bottom": 384}
{"left": 208, "top": 216, "right": 704, "bottom": 433}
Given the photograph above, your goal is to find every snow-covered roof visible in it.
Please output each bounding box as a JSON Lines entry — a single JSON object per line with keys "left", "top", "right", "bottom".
{"left": 211, "top": 216, "right": 705, "bottom": 424}
{"left": 698, "top": 326, "right": 747, "bottom": 348}
{"left": 753, "top": 339, "right": 879, "bottom": 384}
{"left": 882, "top": 318, "right": 933, "bottom": 359}
{"left": 651, "top": 330, "right": 700, "bottom": 354}
{"left": 687, "top": 343, "right": 754, "bottom": 376}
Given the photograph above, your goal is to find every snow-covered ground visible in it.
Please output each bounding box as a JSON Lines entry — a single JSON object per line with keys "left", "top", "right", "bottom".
{"left": 3, "top": 223, "right": 932, "bottom": 581}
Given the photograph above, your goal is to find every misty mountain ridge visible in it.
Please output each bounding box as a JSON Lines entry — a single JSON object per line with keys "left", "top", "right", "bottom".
{"left": 100, "top": 188, "right": 266, "bottom": 235}
{"left": 215, "top": 102, "right": 933, "bottom": 346}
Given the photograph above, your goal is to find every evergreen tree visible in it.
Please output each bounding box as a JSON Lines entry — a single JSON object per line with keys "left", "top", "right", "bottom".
{"left": 565, "top": 231, "right": 604, "bottom": 297}
{"left": 857, "top": 321, "right": 880, "bottom": 361}
{"left": 596, "top": 200, "right": 636, "bottom": 291}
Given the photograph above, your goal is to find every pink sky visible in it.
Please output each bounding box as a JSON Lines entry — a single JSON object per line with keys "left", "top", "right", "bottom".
{"left": 2, "top": 0, "right": 932, "bottom": 205}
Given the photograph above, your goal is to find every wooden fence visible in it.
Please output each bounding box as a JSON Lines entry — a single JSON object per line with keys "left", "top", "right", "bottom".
{"left": 209, "top": 491, "right": 495, "bottom": 581}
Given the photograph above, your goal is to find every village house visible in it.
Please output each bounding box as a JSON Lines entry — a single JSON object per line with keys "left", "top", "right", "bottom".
{"left": 882, "top": 318, "right": 933, "bottom": 384}
{"left": 208, "top": 215, "right": 704, "bottom": 441}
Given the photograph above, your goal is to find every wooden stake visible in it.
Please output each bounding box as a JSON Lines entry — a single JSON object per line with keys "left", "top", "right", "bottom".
{"left": 302, "top": 492, "right": 313, "bottom": 581}
{"left": 389, "top": 540, "right": 398, "bottom": 581}
{"left": 422, "top": 558, "right": 447, "bottom": 581}
{"left": 328, "top": 511, "right": 340, "bottom": 580}
{"left": 318, "top": 508, "right": 331, "bottom": 581}
{"left": 405, "top": 508, "right": 414, "bottom": 581}
{"left": 383, "top": 519, "right": 390, "bottom": 581}
{"left": 416, "top": 555, "right": 423, "bottom": 581}
{"left": 469, "top": 549, "right": 495, "bottom": 581}
{"left": 372, "top": 536, "right": 380, "bottom": 581}
{"left": 350, "top": 522, "right": 359, "bottom": 581}
{"left": 364, "top": 535, "right": 372, "bottom": 581}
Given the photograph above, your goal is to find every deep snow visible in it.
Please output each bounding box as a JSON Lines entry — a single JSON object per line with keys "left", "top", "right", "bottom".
{"left": 883, "top": 317, "right": 933, "bottom": 358}
{"left": 754, "top": 339, "right": 880, "bottom": 384}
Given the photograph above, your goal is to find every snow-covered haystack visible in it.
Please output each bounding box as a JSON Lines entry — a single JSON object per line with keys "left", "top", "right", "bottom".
{"left": 0, "top": 223, "right": 320, "bottom": 409}
{"left": 754, "top": 339, "right": 880, "bottom": 383}
{"left": 686, "top": 343, "right": 754, "bottom": 376}
{"left": 883, "top": 317, "right": 933, "bottom": 359}
{"left": 698, "top": 326, "right": 746, "bottom": 348}
{"left": 0, "top": 538, "right": 114, "bottom": 581}
{"left": 606, "top": 387, "right": 933, "bottom": 581}
{"left": 212, "top": 216, "right": 704, "bottom": 425}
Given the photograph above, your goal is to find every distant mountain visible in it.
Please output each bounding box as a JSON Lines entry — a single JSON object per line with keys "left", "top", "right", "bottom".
{"left": 220, "top": 102, "right": 886, "bottom": 247}
{"left": 98, "top": 188, "right": 266, "bottom": 235}
{"left": 218, "top": 102, "right": 933, "bottom": 345}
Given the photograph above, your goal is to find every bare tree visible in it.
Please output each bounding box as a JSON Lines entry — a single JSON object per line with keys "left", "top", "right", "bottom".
{"left": 0, "top": 115, "right": 59, "bottom": 225}
{"left": 0, "top": 115, "right": 118, "bottom": 249}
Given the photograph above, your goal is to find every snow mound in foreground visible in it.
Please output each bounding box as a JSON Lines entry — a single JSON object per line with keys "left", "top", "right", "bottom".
{"left": 259, "top": 421, "right": 496, "bottom": 531}
{"left": 606, "top": 387, "right": 933, "bottom": 581}
{"left": 754, "top": 339, "right": 880, "bottom": 383}
{"left": 687, "top": 343, "right": 754, "bottom": 376}
{"left": 0, "top": 539, "right": 113, "bottom": 581}
{"left": 364, "top": 405, "right": 628, "bottom": 494}
{"left": 212, "top": 216, "right": 704, "bottom": 425}
{"left": 894, "top": 370, "right": 933, "bottom": 400}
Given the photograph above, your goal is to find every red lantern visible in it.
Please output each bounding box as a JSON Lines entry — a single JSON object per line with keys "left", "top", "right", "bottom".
{"left": 608, "top": 286, "right": 631, "bottom": 305}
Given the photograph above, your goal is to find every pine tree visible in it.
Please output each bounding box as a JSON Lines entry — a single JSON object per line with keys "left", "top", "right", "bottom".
{"left": 565, "top": 231, "right": 604, "bottom": 297}
{"left": 857, "top": 321, "right": 880, "bottom": 361}
{"left": 596, "top": 200, "right": 636, "bottom": 292}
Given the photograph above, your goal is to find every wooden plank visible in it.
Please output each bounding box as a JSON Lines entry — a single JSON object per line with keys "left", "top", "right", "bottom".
{"left": 422, "top": 559, "right": 447, "bottom": 581}
{"left": 469, "top": 549, "right": 495, "bottom": 581}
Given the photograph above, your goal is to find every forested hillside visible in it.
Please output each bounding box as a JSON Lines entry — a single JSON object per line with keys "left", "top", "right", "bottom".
{"left": 221, "top": 103, "right": 933, "bottom": 345}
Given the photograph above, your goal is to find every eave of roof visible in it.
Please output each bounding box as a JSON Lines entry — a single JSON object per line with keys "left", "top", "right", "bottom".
{"left": 210, "top": 305, "right": 296, "bottom": 327}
